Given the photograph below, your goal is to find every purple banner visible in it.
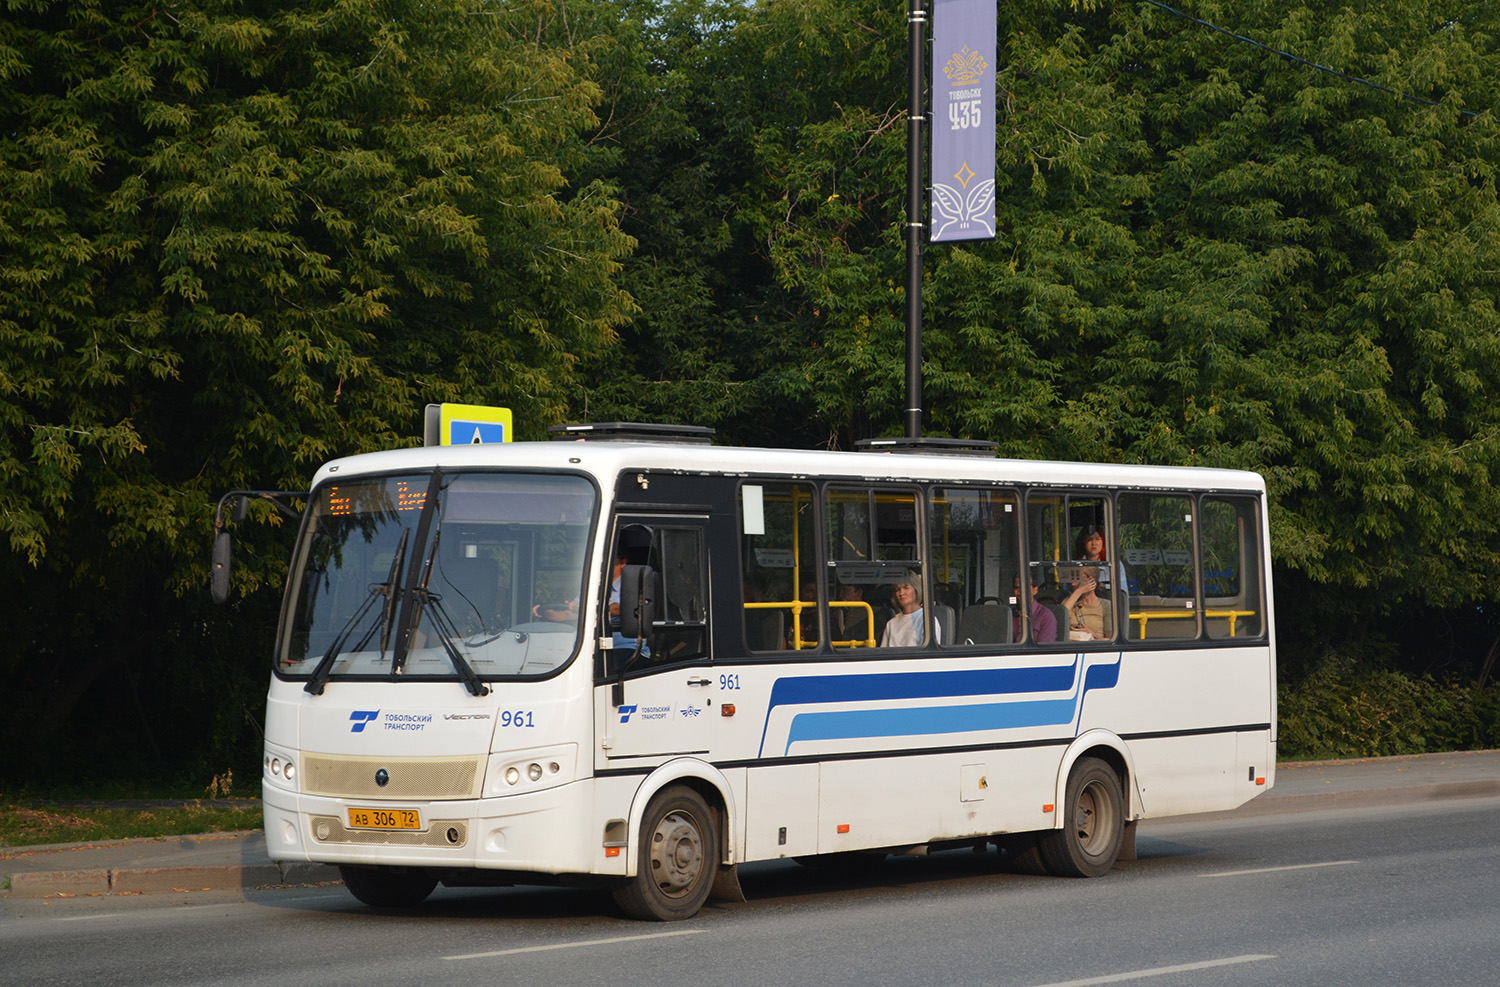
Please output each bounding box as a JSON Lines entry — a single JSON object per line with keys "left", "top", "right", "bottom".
{"left": 931, "top": 0, "right": 996, "bottom": 242}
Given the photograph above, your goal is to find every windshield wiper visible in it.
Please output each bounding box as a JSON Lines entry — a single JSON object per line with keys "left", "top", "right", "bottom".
{"left": 377, "top": 528, "right": 411, "bottom": 657}
{"left": 391, "top": 530, "right": 490, "bottom": 697}
{"left": 304, "top": 529, "right": 410, "bottom": 696}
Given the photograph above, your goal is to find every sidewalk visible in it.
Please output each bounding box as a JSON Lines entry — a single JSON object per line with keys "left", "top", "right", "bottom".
{"left": 4, "top": 750, "right": 1497, "bottom": 899}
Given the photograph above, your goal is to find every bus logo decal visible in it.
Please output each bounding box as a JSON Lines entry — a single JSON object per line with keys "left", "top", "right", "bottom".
{"left": 618, "top": 705, "right": 639, "bottom": 723}
{"left": 349, "top": 710, "right": 380, "bottom": 732}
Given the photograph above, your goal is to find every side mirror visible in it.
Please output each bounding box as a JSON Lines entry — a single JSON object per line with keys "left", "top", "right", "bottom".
{"left": 617, "top": 564, "right": 656, "bottom": 641}
{"left": 208, "top": 489, "right": 308, "bottom": 605}
{"left": 211, "top": 530, "right": 232, "bottom": 604}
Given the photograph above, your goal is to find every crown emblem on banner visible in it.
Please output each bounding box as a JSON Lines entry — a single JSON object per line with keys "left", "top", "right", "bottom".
{"left": 943, "top": 46, "right": 988, "bottom": 85}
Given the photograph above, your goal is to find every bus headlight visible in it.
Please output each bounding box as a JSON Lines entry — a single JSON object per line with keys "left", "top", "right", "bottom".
{"left": 264, "top": 749, "right": 298, "bottom": 790}
{"left": 486, "top": 745, "right": 579, "bottom": 797}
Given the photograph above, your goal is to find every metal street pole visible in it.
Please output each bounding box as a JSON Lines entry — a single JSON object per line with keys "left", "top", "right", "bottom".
{"left": 904, "top": 0, "right": 926, "bottom": 440}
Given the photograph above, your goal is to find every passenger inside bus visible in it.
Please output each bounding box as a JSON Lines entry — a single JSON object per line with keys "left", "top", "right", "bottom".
{"left": 880, "top": 577, "right": 939, "bottom": 647}
{"left": 1075, "top": 524, "right": 1128, "bottom": 593}
{"left": 1013, "top": 576, "right": 1058, "bottom": 643}
{"left": 1060, "top": 567, "right": 1111, "bottom": 641}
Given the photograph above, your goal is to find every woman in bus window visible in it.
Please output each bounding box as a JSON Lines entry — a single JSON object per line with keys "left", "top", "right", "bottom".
{"left": 1061, "top": 569, "right": 1108, "bottom": 641}
{"left": 1075, "top": 526, "right": 1106, "bottom": 564}
{"left": 1076, "top": 524, "right": 1127, "bottom": 592}
{"left": 881, "top": 578, "right": 938, "bottom": 647}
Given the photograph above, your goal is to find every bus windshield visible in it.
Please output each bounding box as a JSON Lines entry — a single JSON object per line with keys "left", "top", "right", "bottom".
{"left": 277, "top": 471, "right": 597, "bottom": 684}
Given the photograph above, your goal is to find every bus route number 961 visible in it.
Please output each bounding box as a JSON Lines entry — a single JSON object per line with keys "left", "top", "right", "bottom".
{"left": 499, "top": 710, "right": 535, "bottom": 727}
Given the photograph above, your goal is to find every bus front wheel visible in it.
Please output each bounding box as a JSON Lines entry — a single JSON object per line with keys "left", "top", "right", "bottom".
{"left": 1038, "top": 757, "right": 1124, "bottom": 878}
{"left": 338, "top": 865, "right": 437, "bottom": 908}
{"left": 613, "top": 785, "right": 718, "bottom": 921}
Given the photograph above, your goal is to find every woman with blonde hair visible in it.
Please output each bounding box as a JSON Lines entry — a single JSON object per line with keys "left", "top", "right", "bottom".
{"left": 881, "top": 576, "right": 939, "bottom": 647}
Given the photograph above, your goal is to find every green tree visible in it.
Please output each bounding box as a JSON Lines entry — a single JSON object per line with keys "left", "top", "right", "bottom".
{"left": 0, "top": 0, "right": 633, "bottom": 782}
{"left": 555, "top": 0, "right": 801, "bottom": 440}
{"left": 601, "top": 0, "right": 1500, "bottom": 627}
{"left": 1040, "top": 1, "right": 1500, "bottom": 620}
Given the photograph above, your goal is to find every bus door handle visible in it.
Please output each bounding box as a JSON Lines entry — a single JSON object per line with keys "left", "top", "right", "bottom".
{"left": 686, "top": 677, "right": 712, "bottom": 687}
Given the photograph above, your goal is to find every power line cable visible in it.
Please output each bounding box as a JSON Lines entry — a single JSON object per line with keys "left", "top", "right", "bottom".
{"left": 1141, "top": 0, "right": 1484, "bottom": 120}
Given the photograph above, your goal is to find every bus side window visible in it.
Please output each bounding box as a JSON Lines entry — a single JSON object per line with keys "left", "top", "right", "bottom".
{"left": 1117, "top": 493, "right": 1197, "bottom": 642}
{"left": 827, "top": 485, "right": 929, "bottom": 649}
{"left": 1201, "top": 497, "right": 1262, "bottom": 640}
{"left": 1029, "top": 492, "right": 1117, "bottom": 643}
{"left": 650, "top": 526, "right": 710, "bottom": 663}
{"left": 740, "top": 482, "right": 819, "bottom": 652}
{"left": 930, "top": 486, "right": 1022, "bottom": 647}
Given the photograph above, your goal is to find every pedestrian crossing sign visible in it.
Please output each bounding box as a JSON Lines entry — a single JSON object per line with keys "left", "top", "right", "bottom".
{"left": 423, "top": 404, "right": 514, "bottom": 446}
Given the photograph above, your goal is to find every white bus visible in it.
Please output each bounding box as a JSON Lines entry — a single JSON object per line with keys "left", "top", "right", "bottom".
{"left": 249, "top": 423, "right": 1275, "bottom": 920}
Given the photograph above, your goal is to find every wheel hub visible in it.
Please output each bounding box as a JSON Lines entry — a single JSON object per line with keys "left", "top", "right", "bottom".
{"left": 1076, "top": 782, "right": 1110, "bottom": 853}
{"left": 650, "top": 810, "right": 704, "bottom": 896}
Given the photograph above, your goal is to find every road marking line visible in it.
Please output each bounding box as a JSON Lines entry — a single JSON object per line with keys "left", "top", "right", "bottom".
{"left": 1202, "top": 859, "right": 1358, "bottom": 878}
{"left": 445, "top": 928, "right": 705, "bottom": 960}
{"left": 1026, "top": 954, "right": 1277, "bottom": 987}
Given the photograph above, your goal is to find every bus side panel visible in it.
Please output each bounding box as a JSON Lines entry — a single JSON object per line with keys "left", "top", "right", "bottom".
{"left": 744, "top": 763, "right": 820, "bottom": 860}
{"left": 1123, "top": 725, "right": 1274, "bottom": 817}
{"left": 265, "top": 693, "right": 299, "bottom": 749}
{"left": 1077, "top": 647, "right": 1273, "bottom": 739}
{"left": 1127, "top": 734, "right": 1240, "bottom": 816}
{"left": 814, "top": 748, "right": 1061, "bottom": 854}
{"left": 1073, "top": 645, "right": 1273, "bottom": 817}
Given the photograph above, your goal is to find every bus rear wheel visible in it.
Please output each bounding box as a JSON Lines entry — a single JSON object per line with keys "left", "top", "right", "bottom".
{"left": 997, "top": 833, "right": 1050, "bottom": 876}
{"left": 1038, "top": 757, "right": 1124, "bottom": 878}
{"left": 613, "top": 785, "right": 719, "bottom": 921}
{"left": 338, "top": 865, "right": 437, "bottom": 907}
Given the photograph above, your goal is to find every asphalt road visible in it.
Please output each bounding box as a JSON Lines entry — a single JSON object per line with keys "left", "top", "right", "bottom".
{"left": 2, "top": 790, "right": 1497, "bottom": 987}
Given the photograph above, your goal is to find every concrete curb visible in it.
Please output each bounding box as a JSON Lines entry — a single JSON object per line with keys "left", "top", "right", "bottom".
{"left": 4, "top": 861, "right": 339, "bottom": 899}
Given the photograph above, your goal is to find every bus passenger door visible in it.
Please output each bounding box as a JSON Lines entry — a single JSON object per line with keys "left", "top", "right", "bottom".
{"left": 598, "top": 518, "right": 716, "bottom": 760}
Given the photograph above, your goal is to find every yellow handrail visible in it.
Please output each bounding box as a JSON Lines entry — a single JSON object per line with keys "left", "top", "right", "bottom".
{"left": 1127, "top": 608, "right": 1256, "bottom": 638}
{"left": 743, "top": 599, "right": 877, "bottom": 649}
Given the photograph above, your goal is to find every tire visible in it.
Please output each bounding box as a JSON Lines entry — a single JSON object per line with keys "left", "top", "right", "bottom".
{"left": 612, "top": 786, "right": 719, "bottom": 921}
{"left": 338, "top": 865, "right": 438, "bottom": 908}
{"left": 997, "top": 833, "right": 1050, "bottom": 876}
{"left": 1037, "top": 757, "right": 1124, "bottom": 878}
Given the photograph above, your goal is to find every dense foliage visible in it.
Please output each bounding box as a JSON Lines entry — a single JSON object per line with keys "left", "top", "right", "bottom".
{"left": 2, "top": 0, "right": 1498, "bottom": 783}
{"left": 0, "top": 0, "right": 632, "bottom": 780}
{"left": 1279, "top": 650, "right": 1500, "bottom": 760}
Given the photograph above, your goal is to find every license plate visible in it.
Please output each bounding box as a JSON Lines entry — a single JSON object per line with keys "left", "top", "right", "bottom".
{"left": 347, "top": 807, "right": 422, "bottom": 831}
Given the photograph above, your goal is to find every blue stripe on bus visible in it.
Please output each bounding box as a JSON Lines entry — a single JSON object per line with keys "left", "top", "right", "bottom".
{"left": 757, "top": 654, "right": 1123, "bottom": 756}
{"left": 785, "top": 697, "right": 1081, "bottom": 749}
{"left": 1084, "top": 656, "right": 1121, "bottom": 692}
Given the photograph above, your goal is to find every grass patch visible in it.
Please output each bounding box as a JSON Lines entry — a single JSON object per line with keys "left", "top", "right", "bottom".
{"left": 0, "top": 800, "right": 263, "bottom": 848}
